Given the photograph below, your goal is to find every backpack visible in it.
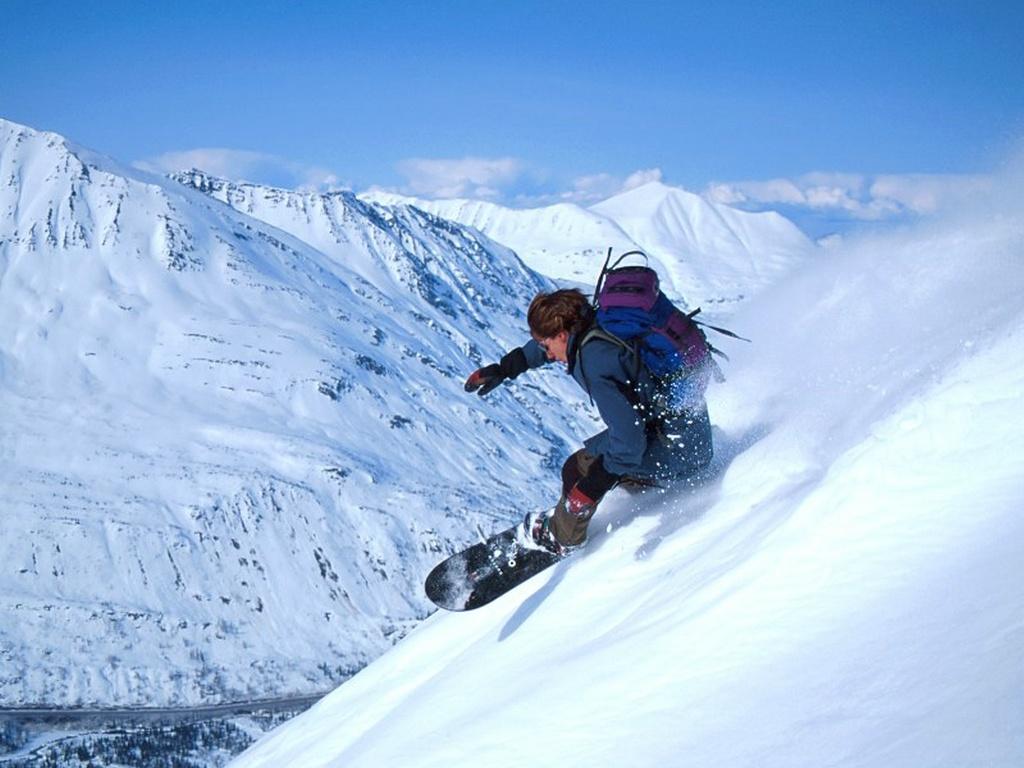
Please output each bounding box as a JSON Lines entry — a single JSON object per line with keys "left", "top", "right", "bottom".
{"left": 581, "top": 249, "right": 748, "bottom": 412}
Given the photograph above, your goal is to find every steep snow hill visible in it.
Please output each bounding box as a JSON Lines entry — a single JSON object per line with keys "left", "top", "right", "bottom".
{"left": 234, "top": 169, "right": 1024, "bottom": 767}
{"left": 0, "top": 118, "right": 592, "bottom": 707}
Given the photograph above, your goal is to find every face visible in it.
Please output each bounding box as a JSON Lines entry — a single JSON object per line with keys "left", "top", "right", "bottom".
{"left": 535, "top": 330, "right": 570, "bottom": 364}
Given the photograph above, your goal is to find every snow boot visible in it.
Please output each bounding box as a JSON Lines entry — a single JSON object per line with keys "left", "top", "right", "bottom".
{"left": 520, "top": 510, "right": 573, "bottom": 557}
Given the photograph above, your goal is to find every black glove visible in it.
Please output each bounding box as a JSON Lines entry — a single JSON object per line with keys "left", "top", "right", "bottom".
{"left": 464, "top": 348, "right": 529, "bottom": 397}
{"left": 464, "top": 363, "right": 505, "bottom": 396}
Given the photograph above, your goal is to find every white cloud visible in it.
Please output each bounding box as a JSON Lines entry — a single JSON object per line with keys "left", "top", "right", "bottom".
{"left": 137, "top": 148, "right": 265, "bottom": 179}
{"left": 869, "top": 174, "right": 994, "bottom": 214}
{"left": 384, "top": 161, "right": 670, "bottom": 207}
{"left": 394, "top": 156, "right": 524, "bottom": 199}
{"left": 544, "top": 167, "right": 667, "bottom": 206}
{"left": 365, "top": 157, "right": 678, "bottom": 208}
{"left": 706, "top": 172, "right": 993, "bottom": 220}
{"left": 135, "top": 149, "right": 346, "bottom": 192}
{"left": 295, "top": 167, "right": 344, "bottom": 192}
{"left": 556, "top": 173, "right": 620, "bottom": 204}
{"left": 622, "top": 168, "right": 663, "bottom": 190}
{"left": 706, "top": 178, "right": 806, "bottom": 206}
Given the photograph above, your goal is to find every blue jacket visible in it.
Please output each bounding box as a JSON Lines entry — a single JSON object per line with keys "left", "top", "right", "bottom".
{"left": 521, "top": 332, "right": 710, "bottom": 478}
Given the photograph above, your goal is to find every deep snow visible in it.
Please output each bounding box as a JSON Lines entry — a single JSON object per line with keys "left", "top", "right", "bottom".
{"left": 0, "top": 119, "right": 589, "bottom": 706}
{"left": 232, "top": 166, "right": 1024, "bottom": 767}
{"left": 0, "top": 117, "right": 800, "bottom": 709}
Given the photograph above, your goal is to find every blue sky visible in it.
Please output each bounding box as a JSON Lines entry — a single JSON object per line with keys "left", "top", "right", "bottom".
{"left": 1, "top": 0, "right": 1021, "bottom": 231}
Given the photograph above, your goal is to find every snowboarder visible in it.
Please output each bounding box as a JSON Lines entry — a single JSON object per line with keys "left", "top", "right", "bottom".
{"left": 465, "top": 287, "right": 714, "bottom": 556}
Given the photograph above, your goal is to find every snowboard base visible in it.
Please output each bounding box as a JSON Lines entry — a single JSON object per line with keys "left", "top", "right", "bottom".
{"left": 425, "top": 522, "right": 562, "bottom": 611}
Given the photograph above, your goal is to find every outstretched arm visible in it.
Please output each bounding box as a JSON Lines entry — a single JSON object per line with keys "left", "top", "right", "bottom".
{"left": 464, "top": 340, "right": 549, "bottom": 397}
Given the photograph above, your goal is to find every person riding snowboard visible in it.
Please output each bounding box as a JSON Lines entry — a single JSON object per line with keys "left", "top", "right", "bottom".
{"left": 465, "top": 286, "right": 715, "bottom": 556}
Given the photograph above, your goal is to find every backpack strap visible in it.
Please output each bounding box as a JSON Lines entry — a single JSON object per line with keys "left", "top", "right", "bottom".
{"left": 591, "top": 248, "right": 614, "bottom": 306}
{"left": 575, "top": 325, "right": 645, "bottom": 408}
{"left": 579, "top": 326, "right": 643, "bottom": 381}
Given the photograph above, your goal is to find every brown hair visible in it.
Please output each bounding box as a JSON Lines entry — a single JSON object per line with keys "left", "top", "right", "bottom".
{"left": 527, "top": 289, "right": 592, "bottom": 339}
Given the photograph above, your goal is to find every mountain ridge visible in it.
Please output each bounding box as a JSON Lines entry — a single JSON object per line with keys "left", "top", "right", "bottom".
{"left": 0, "top": 117, "right": 591, "bottom": 707}
{"left": 360, "top": 181, "right": 814, "bottom": 309}
{"left": 232, "top": 168, "right": 1024, "bottom": 768}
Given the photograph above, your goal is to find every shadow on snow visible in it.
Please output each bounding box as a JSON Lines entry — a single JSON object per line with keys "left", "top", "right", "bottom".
{"left": 498, "top": 422, "right": 769, "bottom": 641}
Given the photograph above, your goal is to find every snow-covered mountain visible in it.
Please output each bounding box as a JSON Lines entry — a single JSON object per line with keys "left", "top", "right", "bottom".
{"left": 592, "top": 181, "right": 815, "bottom": 306}
{"left": 0, "top": 118, "right": 594, "bottom": 707}
{"left": 358, "top": 192, "right": 639, "bottom": 287}
{"left": 361, "top": 183, "right": 814, "bottom": 310}
{"left": 233, "top": 174, "right": 1024, "bottom": 766}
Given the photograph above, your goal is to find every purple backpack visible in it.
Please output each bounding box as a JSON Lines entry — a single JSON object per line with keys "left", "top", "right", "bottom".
{"left": 585, "top": 250, "right": 747, "bottom": 406}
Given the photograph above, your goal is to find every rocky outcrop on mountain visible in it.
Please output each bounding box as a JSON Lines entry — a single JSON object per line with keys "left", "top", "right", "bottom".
{"left": 0, "top": 119, "right": 589, "bottom": 707}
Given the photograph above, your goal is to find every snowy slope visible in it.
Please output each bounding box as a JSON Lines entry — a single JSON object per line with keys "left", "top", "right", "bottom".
{"left": 232, "top": 171, "right": 1024, "bottom": 766}
{"left": 171, "top": 172, "right": 546, "bottom": 305}
{"left": 0, "top": 119, "right": 594, "bottom": 707}
{"left": 360, "top": 186, "right": 814, "bottom": 309}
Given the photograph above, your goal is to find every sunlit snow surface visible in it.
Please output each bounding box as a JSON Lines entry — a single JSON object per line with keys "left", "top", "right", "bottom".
{"left": 0, "top": 119, "right": 594, "bottom": 707}
{"left": 234, "top": 169, "right": 1024, "bottom": 766}
{"left": 0, "top": 117, "right": 807, "bottom": 709}
{"left": 360, "top": 184, "right": 814, "bottom": 307}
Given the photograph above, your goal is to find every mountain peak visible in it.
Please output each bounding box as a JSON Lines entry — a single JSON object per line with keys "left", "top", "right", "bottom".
{"left": 231, "top": 177, "right": 1024, "bottom": 768}
{"left": 591, "top": 180, "right": 705, "bottom": 218}
{"left": 364, "top": 181, "right": 814, "bottom": 308}
{"left": 0, "top": 119, "right": 577, "bottom": 709}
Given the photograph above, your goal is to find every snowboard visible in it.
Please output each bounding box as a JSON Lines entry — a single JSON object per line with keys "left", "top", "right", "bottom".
{"left": 425, "top": 522, "right": 563, "bottom": 611}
